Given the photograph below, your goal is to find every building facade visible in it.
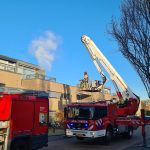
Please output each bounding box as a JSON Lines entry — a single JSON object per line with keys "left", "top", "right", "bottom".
{"left": 0, "top": 55, "right": 114, "bottom": 122}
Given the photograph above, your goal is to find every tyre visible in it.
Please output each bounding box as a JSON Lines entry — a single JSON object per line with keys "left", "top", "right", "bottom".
{"left": 103, "top": 127, "right": 113, "bottom": 144}
{"left": 123, "top": 127, "right": 133, "bottom": 139}
{"left": 11, "top": 140, "right": 31, "bottom": 150}
{"left": 76, "top": 137, "right": 84, "bottom": 140}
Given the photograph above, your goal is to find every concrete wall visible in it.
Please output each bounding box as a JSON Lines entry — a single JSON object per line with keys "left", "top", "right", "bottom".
{"left": 49, "top": 98, "right": 59, "bottom": 111}
{"left": 0, "top": 69, "right": 113, "bottom": 113}
{"left": 21, "top": 79, "right": 78, "bottom": 112}
{"left": 21, "top": 79, "right": 50, "bottom": 91}
{"left": 0, "top": 70, "right": 22, "bottom": 88}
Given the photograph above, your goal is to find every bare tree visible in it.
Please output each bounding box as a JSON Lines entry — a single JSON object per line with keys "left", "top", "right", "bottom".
{"left": 110, "top": 0, "right": 150, "bottom": 98}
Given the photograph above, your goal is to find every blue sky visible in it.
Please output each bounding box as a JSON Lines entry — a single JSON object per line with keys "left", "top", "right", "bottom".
{"left": 0, "top": 0, "right": 148, "bottom": 100}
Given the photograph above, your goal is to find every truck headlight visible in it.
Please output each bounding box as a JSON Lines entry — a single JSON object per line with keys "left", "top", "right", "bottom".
{"left": 90, "top": 132, "right": 95, "bottom": 135}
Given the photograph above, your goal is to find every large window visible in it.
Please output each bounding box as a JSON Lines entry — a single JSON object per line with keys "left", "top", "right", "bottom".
{"left": 68, "top": 106, "right": 94, "bottom": 120}
{"left": 68, "top": 106, "right": 107, "bottom": 120}
{"left": 17, "top": 66, "right": 35, "bottom": 77}
{"left": 0, "top": 60, "right": 16, "bottom": 72}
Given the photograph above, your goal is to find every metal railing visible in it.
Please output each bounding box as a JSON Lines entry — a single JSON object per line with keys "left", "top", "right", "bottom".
{"left": 24, "top": 74, "right": 56, "bottom": 82}
{"left": 0, "top": 62, "right": 16, "bottom": 72}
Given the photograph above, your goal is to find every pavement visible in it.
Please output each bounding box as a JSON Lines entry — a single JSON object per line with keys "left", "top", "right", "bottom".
{"left": 48, "top": 128, "right": 65, "bottom": 136}
{"left": 124, "top": 137, "right": 150, "bottom": 150}
{"left": 47, "top": 127, "right": 150, "bottom": 150}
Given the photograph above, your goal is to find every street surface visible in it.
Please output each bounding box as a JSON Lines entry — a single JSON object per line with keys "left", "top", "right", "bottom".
{"left": 41, "top": 126, "right": 150, "bottom": 150}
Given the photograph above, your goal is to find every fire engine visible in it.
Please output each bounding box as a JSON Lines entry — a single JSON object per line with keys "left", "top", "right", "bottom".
{"left": 0, "top": 87, "right": 49, "bottom": 150}
{"left": 64, "top": 35, "right": 150, "bottom": 143}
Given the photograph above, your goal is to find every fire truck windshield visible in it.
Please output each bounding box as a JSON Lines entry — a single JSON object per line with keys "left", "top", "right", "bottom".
{"left": 67, "top": 106, "right": 107, "bottom": 120}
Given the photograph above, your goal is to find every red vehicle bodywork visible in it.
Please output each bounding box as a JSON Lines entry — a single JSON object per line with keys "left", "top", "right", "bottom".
{"left": 64, "top": 101, "right": 150, "bottom": 140}
{"left": 0, "top": 92, "right": 49, "bottom": 150}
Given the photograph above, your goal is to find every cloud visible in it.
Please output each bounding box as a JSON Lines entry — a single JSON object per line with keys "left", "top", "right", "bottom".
{"left": 29, "top": 31, "right": 62, "bottom": 71}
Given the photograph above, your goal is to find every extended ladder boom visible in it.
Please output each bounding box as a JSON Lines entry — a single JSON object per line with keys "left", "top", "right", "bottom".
{"left": 81, "top": 35, "right": 137, "bottom": 100}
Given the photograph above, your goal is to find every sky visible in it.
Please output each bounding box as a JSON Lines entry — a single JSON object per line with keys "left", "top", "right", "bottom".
{"left": 0, "top": 0, "right": 148, "bottom": 100}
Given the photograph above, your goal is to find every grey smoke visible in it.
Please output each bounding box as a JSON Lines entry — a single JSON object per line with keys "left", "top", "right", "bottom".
{"left": 29, "top": 31, "right": 61, "bottom": 70}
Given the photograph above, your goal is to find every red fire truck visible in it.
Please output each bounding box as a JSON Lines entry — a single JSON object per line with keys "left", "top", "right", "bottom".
{"left": 64, "top": 35, "right": 150, "bottom": 143}
{"left": 0, "top": 87, "right": 49, "bottom": 150}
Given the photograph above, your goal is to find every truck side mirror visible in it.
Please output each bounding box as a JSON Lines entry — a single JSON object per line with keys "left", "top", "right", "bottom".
{"left": 64, "top": 107, "right": 68, "bottom": 119}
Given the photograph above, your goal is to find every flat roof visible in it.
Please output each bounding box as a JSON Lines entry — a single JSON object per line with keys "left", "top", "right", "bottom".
{"left": 0, "top": 54, "right": 44, "bottom": 70}
{"left": 0, "top": 55, "right": 17, "bottom": 63}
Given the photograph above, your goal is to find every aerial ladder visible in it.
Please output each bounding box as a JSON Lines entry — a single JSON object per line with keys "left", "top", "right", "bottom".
{"left": 81, "top": 35, "right": 140, "bottom": 116}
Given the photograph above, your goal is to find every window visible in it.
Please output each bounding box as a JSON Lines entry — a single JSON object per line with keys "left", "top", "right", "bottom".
{"left": 39, "top": 113, "right": 48, "bottom": 126}
{"left": 0, "top": 62, "right": 15, "bottom": 72}
{"left": 49, "top": 91, "right": 61, "bottom": 99}
{"left": 93, "top": 107, "right": 107, "bottom": 119}
{"left": 67, "top": 106, "right": 107, "bottom": 120}
{"left": 17, "top": 66, "right": 35, "bottom": 75}
{"left": 68, "top": 106, "right": 94, "bottom": 120}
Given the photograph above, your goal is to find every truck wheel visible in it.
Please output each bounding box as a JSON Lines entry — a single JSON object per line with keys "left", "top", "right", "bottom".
{"left": 11, "top": 140, "right": 31, "bottom": 150}
{"left": 123, "top": 127, "right": 133, "bottom": 139}
{"left": 103, "top": 127, "right": 113, "bottom": 144}
{"left": 76, "top": 137, "right": 84, "bottom": 140}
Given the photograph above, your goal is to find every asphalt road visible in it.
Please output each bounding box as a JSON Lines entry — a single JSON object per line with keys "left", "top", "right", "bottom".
{"left": 41, "top": 126, "right": 150, "bottom": 150}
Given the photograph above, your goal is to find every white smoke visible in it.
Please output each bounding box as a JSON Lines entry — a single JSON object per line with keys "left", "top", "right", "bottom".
{"left": 29, "top": 31, "right": 61, "bottom": 70}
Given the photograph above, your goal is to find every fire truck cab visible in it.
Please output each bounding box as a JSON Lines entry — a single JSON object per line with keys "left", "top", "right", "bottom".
{"left": 65, "top": 101, "right": 134, "bottom": 141}
{"left": 0, "top": 87, "right": 49, "bottom": 150}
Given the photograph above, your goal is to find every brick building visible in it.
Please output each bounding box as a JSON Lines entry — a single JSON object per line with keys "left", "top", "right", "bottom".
{"left": 0, "top": 54, "right": 114, "bottom": 121}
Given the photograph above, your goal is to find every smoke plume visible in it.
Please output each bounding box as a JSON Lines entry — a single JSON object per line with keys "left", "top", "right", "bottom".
{"left": 29, "top": 31, "right": 61, "bottom": 70}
